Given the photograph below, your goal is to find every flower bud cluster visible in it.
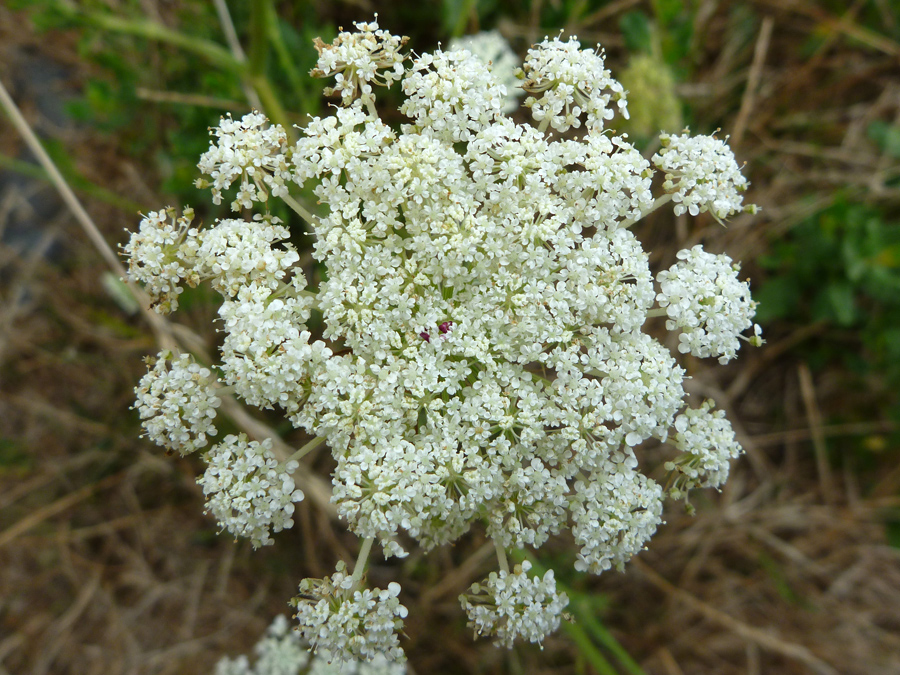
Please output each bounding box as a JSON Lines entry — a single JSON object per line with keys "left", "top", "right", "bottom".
{"left": 197, "top": 112, "right": 292, "bottom": 211}
{"left": 311, "top": 18, "right": 409, "bottom": 105}
{"left": 122, "top": 207, "right": 199, "bottom": 313}
{"left": 667, "top": 400, "right": 743, "bottom": 495}
{"left": 520, "top": 35, "right": 628, "bottom": 132}
{"left": 460, "top": 561, "right": 569, "bottom": 648}
{"left": 125, "top": 19, "right": 761, "bottom": 657}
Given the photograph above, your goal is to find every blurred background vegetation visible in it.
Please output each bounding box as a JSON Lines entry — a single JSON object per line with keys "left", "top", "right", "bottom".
{"left": 2, "top": 1, "right": 900, "bottom": 673}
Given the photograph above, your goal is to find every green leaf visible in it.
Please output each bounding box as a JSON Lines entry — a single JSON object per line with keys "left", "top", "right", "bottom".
{"left": 823, "top": 281, "right": 857, "bottom": 326}
{"left": 753, "top": 277, "right": 801, "bottom": 322}
{"left": 867, "top": 120, "right": 900, "bottom": 158}
{"left": 620, "top": 11, "right": 653, "bottom": 54}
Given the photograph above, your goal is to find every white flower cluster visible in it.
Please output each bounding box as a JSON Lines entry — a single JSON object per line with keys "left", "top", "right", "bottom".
{"left": 448, "top": 31, "right": 522, "bottom": 113}
{"left": 134, "top": 350, "right": 220, "bottom": 454}
{"left": 311, "top": 18, "right": 408, "bottom": 105}
{"left": 196, "top": 215, "right": 300, "bottom": 296}
{"left": 215, "top": 614, "right": 406, "bottom": 675}
{"left": 653, "top": 132, "right": 753, "bottom": 221}
{"left": 125, "top": 20, "right": 761, "bottom": 656}
{"left": 199, "top": 434, "right": 304, "bottom": 548}
{"left": 520, "top": 35, "right": 628, "bottom": 132}
{"left": 570, "top": 451, "right": 664, "bottom": 573}
{"left": 401, "top": 47, "right": 508, "bottom": 142}
{"left": 460, "top": 561, "right": 568, "bottom": 648}
{"left": 122, "top": 207, "right": 199, "bottom": 313}
{"left": 197, "top": 112, "right": 292, "bottom": 211}
{"left": 667, "top": 400, "right": 743, "bottom": 495}
{"left": 292, "top": 562, "right": 408, "bottom": 664}
{"left": 656, "top": 245, "right": 760, "bottom": 364}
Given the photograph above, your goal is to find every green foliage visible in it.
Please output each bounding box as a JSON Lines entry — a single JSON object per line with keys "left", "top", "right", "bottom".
{"left": 0, "top": 437, "right": 33, "bottom": 472}
{"left": 620, "top": 11, "right": 654, "bottom": 54}
{"left": 15, "top": 0, "right": 327, "bottom": 213}
{"left": 868, "top": 120, "right": 900, "bottom": 159}
{"left": 757, "top": 197, "right": 900, "bottom": 414}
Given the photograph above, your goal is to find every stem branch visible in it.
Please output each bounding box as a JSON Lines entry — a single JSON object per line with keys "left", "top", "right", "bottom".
{"left": 351, "top": 536, "right": 375, "bottom": 587}
{"left": 287, "top": 436, "right": 327, "bottom": 464}
{"left": 282, "top": 194, "right": 319, "bottom": 227}
{"left": 621, "top": 192, "right": 674, "bottom": 228}
{"left": 494, "top": 540, "right": 510, "bottom": 574}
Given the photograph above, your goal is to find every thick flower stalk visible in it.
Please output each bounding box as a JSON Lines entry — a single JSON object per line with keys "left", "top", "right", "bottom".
{"left": 125, "top": 19, "right": 762, "bottom": 660}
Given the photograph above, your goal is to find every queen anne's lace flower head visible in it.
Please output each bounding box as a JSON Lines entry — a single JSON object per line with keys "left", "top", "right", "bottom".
{"left": 653, "top": 131, "right": 756, "bottom": 221}
{"left": 134, "top": 350, "right": 220, "bottom": 454}
{"left": 656, "top": 245, "right": 761, "bottom": 364}
{"left": 460, "top": 560, "right": 569, "bottom": 648}
{"left": 126, "top": 19, "right": 762, "bottom": 657}
{"left": 199, "top": 434, "right": 304, "bottom": 548}
{"left": 292, "top": 562, "right": 408, "bottom": 664}
{"left": 312, "top": 18, "right": 409, "bottom": 106}
{"left": 197, "top": 112, "right": 292, "bottom": 211}
{"left": 520, "top": 35, "right": 628, "bottom": 132}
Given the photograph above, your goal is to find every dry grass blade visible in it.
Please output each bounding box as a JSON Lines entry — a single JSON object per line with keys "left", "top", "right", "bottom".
{"left": 0, "top": 72, "right": 334, "bottom": 517}
{"left": 0, "top": 470, "right": 124, "bottom": 548}
{"left": 732, "top": 15, "right": 774, "bottom": 148}
{"left": 798, "top": 362, "right": 836, "bottom": 505}
{"left": 632, "top": 558, "right": 840, "bottom": 675}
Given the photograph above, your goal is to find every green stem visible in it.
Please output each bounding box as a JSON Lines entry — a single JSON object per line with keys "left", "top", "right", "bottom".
{"left": 621, "top": 193, "right": 673, "bottom": 229}
{"left": 56, "top": 2, "right": 242, "bottom": 73}
{"left": 250, "top": 75, "right": 295, "bottom": 141}
{"left": 494, "top": 540, "right": 510, "bottom": 574}
{"left": 645, "top": 308, "right": 668, "bottom": 318}
{"left": 350, "top": 536, "right": 375, "bottom": 587}
{"left": 450, "top": 0, "right": 477, "bottom": 38}
{"left": 562, "top": 620, "right": 621, "bottom": 675}
{"left": 287, "top": 435, "right": 326, "bottom": 464}
{"left": 243, "top": 1, "right": 295, "bottom": 140}
{"left": 265, "top": 7, "right": 313, "bottom": 115}
{"left": 247, "top": 0, "right": 270, "bottom": 78}
{"left": 538, "top": 116, "right": 552, "bottom": 134}
{"left": 282, "top": 193, "right": 320, "bottom": 227}
{"left": 577, "top": 599, "right": 646, "bottom": 675}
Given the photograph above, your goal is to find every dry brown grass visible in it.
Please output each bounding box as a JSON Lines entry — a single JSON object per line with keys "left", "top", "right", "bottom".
{"left": 2, "top": 2, "right": 900, "bottom": 674}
